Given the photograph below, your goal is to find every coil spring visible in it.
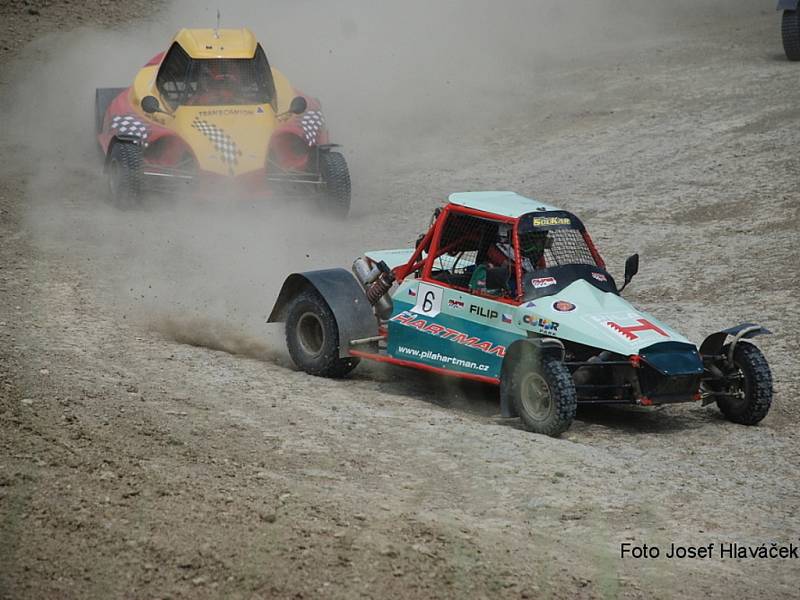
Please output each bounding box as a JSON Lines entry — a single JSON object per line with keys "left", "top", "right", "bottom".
{"left": 366, "top": 273, "right": 393, "bottom": 305}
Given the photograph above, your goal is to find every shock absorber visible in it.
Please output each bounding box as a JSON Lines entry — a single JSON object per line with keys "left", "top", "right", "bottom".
{"left": 353, "top": 258, "right": 395, "bottom": 319}
{"left": 366, "top": 270, "right": 395, "bottom": 305}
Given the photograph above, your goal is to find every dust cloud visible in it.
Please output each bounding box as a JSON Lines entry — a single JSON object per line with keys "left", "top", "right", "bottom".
{"left": 2, "top": 0, "right": 761, "bottom": 357}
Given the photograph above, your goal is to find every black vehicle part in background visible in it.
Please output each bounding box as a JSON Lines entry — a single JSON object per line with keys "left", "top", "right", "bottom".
{"left": 268, "top": 269, "right": 378, "bottom": 358}
{"left": 95, "top": 87, "right": 127, "bottom": 135}
{"left": 779, "top": 1, "right": 800, "bottom": 59}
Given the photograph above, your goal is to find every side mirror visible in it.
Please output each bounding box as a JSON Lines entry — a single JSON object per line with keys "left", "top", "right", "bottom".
{"left": 619, "top": 253, "right": 640, "bottom": 293}
{"left": 289, "top": 96, "right": 307, "bottom": 115}
{"left": 141, "top": 95, "right": 161, "bottom": 114}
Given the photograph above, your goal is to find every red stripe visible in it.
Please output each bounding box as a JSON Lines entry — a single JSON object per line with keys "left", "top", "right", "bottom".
{"left": 348, "top": 349, "right": 500, "bottom": 385}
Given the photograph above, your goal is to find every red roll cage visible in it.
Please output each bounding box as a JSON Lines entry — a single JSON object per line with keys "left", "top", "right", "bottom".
{"left": 392, "top": 203, "right": 606, "bottom": 305}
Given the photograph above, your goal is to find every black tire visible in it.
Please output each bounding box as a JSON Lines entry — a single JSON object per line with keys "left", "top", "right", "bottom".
{"left": 285, "top": 290, "right": 359, "bottom": 378}
{"left": 318, "top": 151, "right": 351, "bottom": 217}
{"left": 505, "top": 350, "right": 577, "bottom": 436}
{"left": 108, "top": 142, "right": 143, "bottom": 208}
{"left": 716, "top": 342, "right": 773, "bottom": 426}
{"left": 95, "top": 87, "right": 126, "bottom": 135}
{"left": 783, "top": 11, "right": 800, "bottom": 61}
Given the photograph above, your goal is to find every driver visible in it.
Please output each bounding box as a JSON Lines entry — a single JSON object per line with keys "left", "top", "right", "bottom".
{"left": 520, "top": 231, "right": 551, "bottom": 270}
{"left": 487, "top": 226, "right": 550, "bottom": 273}
{"left": 191, "top": 61, "right": 239, "bottom": 104}
{"left": 470, "top": 226, "right": 552, "bottom": 295}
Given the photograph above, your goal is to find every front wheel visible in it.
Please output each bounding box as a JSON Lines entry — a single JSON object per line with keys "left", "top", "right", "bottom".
{"left": 107, "top": 142, "right": 143, "bottom": 208}
{"left": 285, "top": 290, "right": 359, "bottom": 378}
{"left": 504, "top": 351, "right": 577, "bottom": 436}
{"left": 318, "top": 151, "right": 351, "bottom": 217}
{"left": 716, "top": 342, "right": 773, "bottom": 425}
{"left": 783, "top": 10, "right": 800, "bottom": 61}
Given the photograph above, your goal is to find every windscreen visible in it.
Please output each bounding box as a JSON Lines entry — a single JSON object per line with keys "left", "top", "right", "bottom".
{"left": 517, "top": 211, "right": 615, "bottom": 299}
{"left": 157, "top": 43, "right": 276, "bottom": 108}
{"left": 517, "top": 212, "right": 598, "bottom": 269}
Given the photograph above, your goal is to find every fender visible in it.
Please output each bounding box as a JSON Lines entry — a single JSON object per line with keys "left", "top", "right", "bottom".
{"left": 499, "top": 337, "right": 565, "bottom": 418}
{"left": 778, "top": 0, "right": 799, "bottom": 11}
{"left": 699, "top": 323, "right": 772, "bottom": 366}
{"left": 268, "top": 269, "right": 378, "bottom": 358}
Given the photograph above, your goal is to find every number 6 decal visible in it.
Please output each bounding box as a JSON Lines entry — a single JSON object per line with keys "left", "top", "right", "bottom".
{"left": 412, "top": 282, "right": 443, "bottom": 317}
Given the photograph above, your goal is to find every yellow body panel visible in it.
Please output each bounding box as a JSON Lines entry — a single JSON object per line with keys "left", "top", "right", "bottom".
{"left": 129, "top": 54, "right": 299, "bottom": 176}
{"left": 174, "top": 28, "right": 258, "bottom": 59}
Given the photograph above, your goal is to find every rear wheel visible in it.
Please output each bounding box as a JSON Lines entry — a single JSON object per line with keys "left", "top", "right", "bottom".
{"left": 716, "top": 342, "right": 773, "bottom": 425}
{"left": 504, "top": 350, "right": 577, "bottom": 436}
{"left": 285, "top": 290, "right": 359, "bottom": 378}
{"left": 318, "top": 151, "right": 351, "bottom": 217}
{"left": 783, "top": 10, "right": 800, "bottom": 61}
{"left": 108, "top": 142, "right": 143, "bottom": 208}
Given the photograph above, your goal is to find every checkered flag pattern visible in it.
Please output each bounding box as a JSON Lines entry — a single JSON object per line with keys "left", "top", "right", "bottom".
{"left": 299, "top": 110, "right": 324, "bottom": 146}
{"left": 191, "top": 117, "right": 242, "bottom": 174}
{"left": 111, "top": 115, "right": 149, "bottom": 145}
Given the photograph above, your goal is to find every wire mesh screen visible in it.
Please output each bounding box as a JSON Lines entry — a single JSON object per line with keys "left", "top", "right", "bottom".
{"left": 430, "top": 213, "right": 516, "bottom": 297}
{"left": 157, "top": 43, "right": 192, "bottom": 106}
{"left": 433, "top": 213, "right": 491, "bottom": 273}
{"left": 519, "top": 228, "right": 597, "bottom": 268}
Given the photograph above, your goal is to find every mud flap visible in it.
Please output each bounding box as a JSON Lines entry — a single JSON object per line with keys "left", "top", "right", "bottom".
{"left": 499, "top": 338, "right": 565, "bottom": 418}
{"left": 268, "top": 269, "right": 377, "bottom": 358}
{"left": 699, "top": 323, "right": 772, "bottom": 359}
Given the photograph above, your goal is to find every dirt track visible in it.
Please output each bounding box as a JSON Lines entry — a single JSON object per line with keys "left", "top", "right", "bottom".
{"left": 1, "top": 2, "right": 799, "bottom": 599}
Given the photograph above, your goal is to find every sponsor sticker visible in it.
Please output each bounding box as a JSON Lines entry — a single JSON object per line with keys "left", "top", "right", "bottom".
{"left": 532, "top": 216, "right": 571, "bottom": 227}
{"left": 469, "top": 305, "right": 498, "bottom": 320}
{"left": 447, "top": 299, "right": 465, "bottom": 310}
{"left": 605, "top": 318, "right": 669, "bottom": 342}
{"left": 198, "top": 108, "right": 256, "bottom": 117}
{"left": 531, "top": 277, "right": 557, "bottom": 288}
{"left": 395, "top": 345, "right": 492, "bottom": 372}
{"left": 591, "top": 272, "right": 608, "bottom": 282}
{"left": 523, "top": 315, "right": 560, "bottom": 334}
{"left": 553, "top": 301, "right": 576, "bottom": 313}
{"left": 391, "top": 312, "right": 506, "bottom": 357}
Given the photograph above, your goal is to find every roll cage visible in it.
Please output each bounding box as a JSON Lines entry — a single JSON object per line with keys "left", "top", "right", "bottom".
{"left": 393, "top": 203, "right": 610, "bottom": 304}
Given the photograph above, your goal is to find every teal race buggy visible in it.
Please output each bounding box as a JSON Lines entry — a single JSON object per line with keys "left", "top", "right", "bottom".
{"left": 269, "top": 192, "right": 774, "bottom": 436}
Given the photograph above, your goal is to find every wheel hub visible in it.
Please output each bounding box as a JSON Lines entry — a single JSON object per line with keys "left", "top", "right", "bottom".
{"left": 296, "top": 312, "right": 325, "bottom": 357}
{"left": 520, "top": 372, "right": 553, "bottom": 422}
